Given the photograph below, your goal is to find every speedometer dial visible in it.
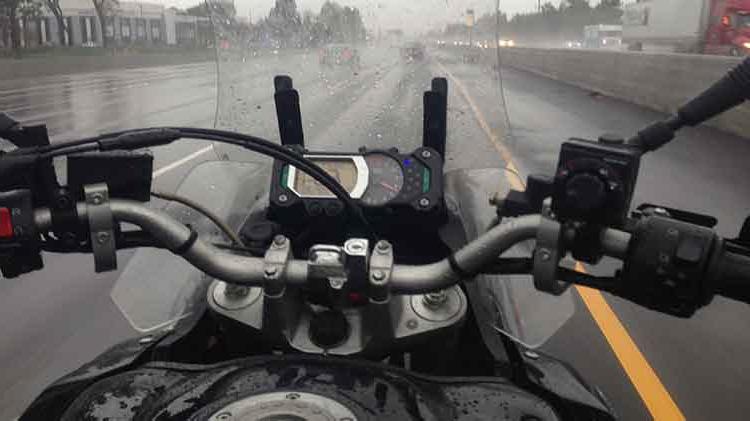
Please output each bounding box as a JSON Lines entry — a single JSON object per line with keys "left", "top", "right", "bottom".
{"left": 362, "top": 154, "right": 404, "bottom": 206}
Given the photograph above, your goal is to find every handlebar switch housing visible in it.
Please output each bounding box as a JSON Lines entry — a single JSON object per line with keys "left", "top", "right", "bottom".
{"left": 620, "top": 215, "right": 718, "bottom": 317}
{"left": 0, "top": 189, "right": 42, "bottom": 277}
{"left": 552, "top": 138, "right": 641, "bottom": 227}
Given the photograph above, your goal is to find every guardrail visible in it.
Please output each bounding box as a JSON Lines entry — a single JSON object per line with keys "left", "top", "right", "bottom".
{"left": 485, "top": 47, "right": 749, "bottom": 137}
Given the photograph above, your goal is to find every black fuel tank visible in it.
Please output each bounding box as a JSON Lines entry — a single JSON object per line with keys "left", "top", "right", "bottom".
{"left": 54, "top": 355, "right": 561, "bottom": 421}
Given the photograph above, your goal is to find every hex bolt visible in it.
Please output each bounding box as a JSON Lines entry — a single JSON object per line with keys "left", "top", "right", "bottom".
{"left": 406, "top": 319, "right": 418, "bottom": 329}
{"left": 216, "top": 412, "right": 232, "bottom": 420}
{"left": 91, "top": 193, "right": 104, "bottom": 205}
{"left": 376, "top": 241, "right": 391, "bottom": 253}
{"left": 423, "top": 290, "right": 448, "bottom": 308}
{"left": 419, "top": 198, "right": 430, "bottom": 208}
{"left": 372, "top": 270, "right": 385, "bottom": 281}
{"left": 273, "top": 235, "right": 286, "bottom": 247}
{"left": 421, "top": 150, "right": 432, "bottom": 158}
{"left": 285, "top": 392, "right": 300, "bottom": 400}
{"left": 278, "top": 194, "right": 289, "bottom": 203}
{"left": 96, "top": 232, "right": 110, "bottom": 244}
{"left": 538, "top": 248, "right": 551, "bottom": 262}
{"left": 225, "top": 284, "right": 250, "bottom": 298}
{"left": 329, "top": 278, "right": 345, "bottom": 289}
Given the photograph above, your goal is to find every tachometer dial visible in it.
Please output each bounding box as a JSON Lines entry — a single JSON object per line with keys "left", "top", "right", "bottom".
{"left": 362, "top": 154, "right": 404, "bottom": 206}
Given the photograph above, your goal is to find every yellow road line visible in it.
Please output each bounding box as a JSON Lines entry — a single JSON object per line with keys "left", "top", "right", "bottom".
{"left": 439, "top": 61, "right": 686, "bottom": 421}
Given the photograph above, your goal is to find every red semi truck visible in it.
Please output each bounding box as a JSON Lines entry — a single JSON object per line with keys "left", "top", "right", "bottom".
{"left": 623, "top": 0, "right": 750, "bottom": 56}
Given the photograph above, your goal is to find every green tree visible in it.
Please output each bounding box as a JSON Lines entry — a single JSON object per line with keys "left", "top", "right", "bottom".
{"left": 43, "top": 0, "right": 66, "bottom": 46}
{"left": 316, "top": 1, "right": 365, "bottom": 43}
{"left": 91, "top": 0, "right": 117, "bottom": 47}
{"left": 186, "top": 3, "right": 208, "bottom": 16}
{"left": 1, "top": 0, "right": 41, "bottom": 55}
{"left": 266, "top": 0, "right": 301, "bottom": 46}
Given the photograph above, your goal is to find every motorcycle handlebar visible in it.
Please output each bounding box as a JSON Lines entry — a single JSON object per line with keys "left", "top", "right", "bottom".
{"left": 34, "top": 201, "right": 627, "bottom": 293}
{"left": 715, "top": 250, "right": 750, "bottom": 305}
{"left": 33, "top": 200, "right": 750, "bottom": 309}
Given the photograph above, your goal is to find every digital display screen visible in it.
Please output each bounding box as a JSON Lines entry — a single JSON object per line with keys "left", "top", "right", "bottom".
{"left": 294, "top": 159, "right": 358, "bottom": 197}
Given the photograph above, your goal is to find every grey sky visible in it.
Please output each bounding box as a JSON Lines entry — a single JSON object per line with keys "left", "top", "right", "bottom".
{"left": 159, "top": 1, "right": 606, "bottom": 31}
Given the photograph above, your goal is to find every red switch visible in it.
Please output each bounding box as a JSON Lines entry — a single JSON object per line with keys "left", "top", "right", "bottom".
{"left": 0, "top": 208, "right": 13, "bottom": 238}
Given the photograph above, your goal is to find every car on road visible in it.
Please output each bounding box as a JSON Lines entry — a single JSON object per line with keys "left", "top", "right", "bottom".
{"left": 400, "top": 42, "right": 426, "bottom": 60}
{"left": 319, "top": 44, "right": 361, "bottom": 67}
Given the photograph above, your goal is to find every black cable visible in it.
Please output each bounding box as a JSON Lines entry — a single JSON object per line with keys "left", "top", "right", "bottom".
{"left": 151, "top": 190, "right": 243, "bottom": 246}
{"left": 171, "top": 127, "right": 374, "bottom": 236}
{"left": 10, "top": 125, "right": 374, "bottom": 236}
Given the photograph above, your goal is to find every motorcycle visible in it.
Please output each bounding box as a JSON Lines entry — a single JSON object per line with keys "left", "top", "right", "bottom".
{"left": 3, "top": 3, "right": 750, "bottom": 418}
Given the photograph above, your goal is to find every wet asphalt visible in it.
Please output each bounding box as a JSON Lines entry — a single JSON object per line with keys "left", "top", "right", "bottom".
{"left": 1, "top": 47, "right": 749, "bottom": 420}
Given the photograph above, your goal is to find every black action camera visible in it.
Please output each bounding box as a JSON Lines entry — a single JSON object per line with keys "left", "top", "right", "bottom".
{"left": 552, "top": 137, "right": 641, "bottom": 227}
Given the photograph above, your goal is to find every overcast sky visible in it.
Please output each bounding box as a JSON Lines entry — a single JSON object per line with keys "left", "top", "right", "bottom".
{"left": 159, "top": 1, "right": 606, "bottom": 31}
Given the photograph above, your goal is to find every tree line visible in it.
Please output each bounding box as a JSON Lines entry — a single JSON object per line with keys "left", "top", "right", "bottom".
{"left": 210, "top": 0, "right": 367, "bottom": 49}
{"left": 443, "top": 0, "right": 623, "bottom": 43}
{"left": 1, "top": 0, "right": 119, "bottom": 54}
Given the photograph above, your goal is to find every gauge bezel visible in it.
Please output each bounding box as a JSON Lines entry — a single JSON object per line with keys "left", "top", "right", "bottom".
{"left": 286, "top": 155, "right": 369, "bottom": 199}
{"left": 360, "top": 151, "right": 406, "bottom": 206}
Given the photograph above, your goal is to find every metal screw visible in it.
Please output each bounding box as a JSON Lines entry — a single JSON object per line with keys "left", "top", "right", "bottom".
{"left": 273, "top": 235, "right": 286, "bottom": 247}
{"left": 224, "top": 284, "right": 250, "bottom": 298}
{"left": 329, "top": 277, "right": 345, "bottom": 289}
{"left": 421, "top": 150, "right": 432, "bottom": 158}
{"left": 278, "top": 194, "right": 289, "bottom": 203}
{"left": 215, "top": 412, "right": 232, "bottom": 420}
{"left": 139, "top": 336, "right": 154, "bottom": 344}
{"left": 406, "top": 319, "right": 418, "bottom": 329}
{"left": 264, "top": 266, "right": 278, "bottom": 277}
{"left": 285, "top": 392, "right": 301, "bottom": 400}
{"left": 91, "top": 193, "right": 104, "bottom": 205}
{"left": 538, "top": 248, "right": 551, "bottom": 261}
{"left": 346, "top": 240, "right": 365, "bottom": 253}
{"left": 96, "top": 231, "right": 110, "bottom": 244}
{"left": 524, "top": 350, "right": 540, "bottom": 360}
{"left": 376, "top": 241, "right": 390, "bottom": 252}
{"left": 423, "top": 290, "right": 448, "bottom": 308}
{"left": 419, "top": 198, "right": 430, "bottom": 207}
{"left": 372, "top": 270, "right": 385, "bottom": 281}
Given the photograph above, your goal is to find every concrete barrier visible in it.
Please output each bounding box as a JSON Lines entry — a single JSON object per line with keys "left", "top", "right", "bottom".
{"left": 490, "top": 47, "right": 749, "bottom": 137}
{"left": 0, "top": 50, "right": 214, "bottom": 80}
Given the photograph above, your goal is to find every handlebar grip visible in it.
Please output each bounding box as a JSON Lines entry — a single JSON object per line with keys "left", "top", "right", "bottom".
{"left": 715, "top": 250, "right": 750, "bottom": 305}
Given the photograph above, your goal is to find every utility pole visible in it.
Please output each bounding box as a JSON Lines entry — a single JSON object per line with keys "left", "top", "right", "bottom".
{"left": 538, "top": 0, "right": 541, "bottom": 13}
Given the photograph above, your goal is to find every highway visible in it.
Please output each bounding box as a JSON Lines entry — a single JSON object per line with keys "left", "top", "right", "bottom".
{"left": 1, "top": 47, "right": 749, "bottom": 420}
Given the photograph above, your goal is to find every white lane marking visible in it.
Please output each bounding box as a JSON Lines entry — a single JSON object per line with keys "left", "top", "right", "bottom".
{"left": 152, "top": 145, "right": 214, "bottom": 178}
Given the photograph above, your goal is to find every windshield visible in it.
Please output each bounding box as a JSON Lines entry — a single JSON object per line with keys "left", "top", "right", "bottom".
{"left": 6, "top": 1, "right": 750, "bottom": 420}
{"left": 104, "top": 0, "right": 576, "bottom": 344}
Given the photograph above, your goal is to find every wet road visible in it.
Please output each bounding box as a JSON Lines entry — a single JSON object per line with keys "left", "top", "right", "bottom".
{"left": 1, "top": 48, "right": 749, "bottom": 420}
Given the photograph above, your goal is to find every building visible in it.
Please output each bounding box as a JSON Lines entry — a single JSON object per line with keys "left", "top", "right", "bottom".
{"left": 3, "top": 0, "right": 212, "bottom": 49}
